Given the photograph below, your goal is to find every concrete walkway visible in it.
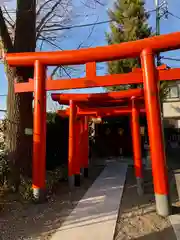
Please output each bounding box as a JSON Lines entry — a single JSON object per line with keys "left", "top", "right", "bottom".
{"left": 50, "top": 161, "right": 128, "bottom": 240}
{"left": 169, "top": 169, "right": 180, "bottom": 239}
{"left": 170, "top": 214, "right": 180, "bottom": 239}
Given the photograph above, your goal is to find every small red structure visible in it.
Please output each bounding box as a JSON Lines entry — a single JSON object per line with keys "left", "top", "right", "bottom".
{"left": 56, "top": 96, "right": 145, "bottom": 195}
{"left": 5, "top": 31, "right": 180, "bottom": 217}
{"left": 53, "top": 90, "right": 145, "bottom": 194}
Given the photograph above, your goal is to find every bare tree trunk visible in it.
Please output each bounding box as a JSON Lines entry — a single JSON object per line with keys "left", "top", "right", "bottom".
{"left": 5, "top": 0, "right": 36, "bottom": 188}
{"left": 6, "top": 68, "right": 34, "bottom": 181}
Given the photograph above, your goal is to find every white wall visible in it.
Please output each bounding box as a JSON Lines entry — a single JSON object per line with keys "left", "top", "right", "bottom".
{"left": 163, "top": 101, "right": 180, "bottom": 118}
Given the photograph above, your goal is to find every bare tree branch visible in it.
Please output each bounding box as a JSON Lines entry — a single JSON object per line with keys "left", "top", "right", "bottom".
{"left": 81, "top": 0, "right": 105, "bottom": 9}
{"left": 77, "top": 16, "right": 98, "bottom": 49}
{"left": 38, "top": 34, "right": 63, "bottom": 50}
{"left": 36, "top": 0, "right": 53, "bottom": 16}
{"left": 49, "top": 18, "right": 97, "bottom": 79}
{"left": 94, "top": 0, "right": 105, "bottom": 6}
{"left": 36, "top": 0, "right": 64, "bottom": 33}
{"left": 0, "top": 7, "right": 13, "bottom": 52}
{"left": 36, "top": 13, "right": 56, "bottom": 39}
{"left": 2, "top": 6, "right": 15, "bottom": 23}
{"left": 2, "top": 6, "right": 15, "bottom": 29}
{"left": 3, "top": 15, "right": 13, "bottom": 28}
{"left": 37, "top": 1, "right": 71, "bottom": 39}
{"left": 51, "top": 65, "right": 72, "bottom": 78}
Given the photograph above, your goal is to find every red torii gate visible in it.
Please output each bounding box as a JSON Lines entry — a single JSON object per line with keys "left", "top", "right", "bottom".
{"left": 5, "top": 31, "right": 180, "bottom": 217}
{"left": 52, "top": 90, "right": 145, "bottom": 194}
{"left": 56, "top": 97, "right": 145, "bottom": 196}
{"left": 52, "top": 89, "right": 144, "bottom": 186}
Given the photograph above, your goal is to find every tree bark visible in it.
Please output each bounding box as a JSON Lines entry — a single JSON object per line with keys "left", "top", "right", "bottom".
{"left": 3, "top": 0, "right": 36, "bottom": 188}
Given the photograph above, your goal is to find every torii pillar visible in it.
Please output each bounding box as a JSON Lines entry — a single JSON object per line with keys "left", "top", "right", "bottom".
{"left": 74, "top": 116, "right": 81, "bottom": 186}
{"left": 68, "top": 100, "right": 77, "bottom": 187}
{"left": 32, "top": 60, "right": 46, "bottom": 201}
{"left": 83, "top": 116, "right": 89, "bottom": 177}
{"left": 79, "top": 116, "right": 89, "bottom": 178}
{"left": 69, "top": 101, "right": 83, "bottom": 187}
{"left": 131, "top": 97, "right": 143, "bottom": 196}
{"left": 141, "top": 48, "right": 170, "bottom": 217}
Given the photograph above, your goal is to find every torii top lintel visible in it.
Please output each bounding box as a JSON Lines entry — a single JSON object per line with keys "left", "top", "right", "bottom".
{"left": 57, "top": 99, "right": 138, "bottom": 108}
{"left": 5, "top": 32, "right": 180, "bottom": 67}
{"left": 51, "top": 88, "right": 143, "bottom": 103}
{"left": 57, "top": 105, "right": 146, "bottom": 118}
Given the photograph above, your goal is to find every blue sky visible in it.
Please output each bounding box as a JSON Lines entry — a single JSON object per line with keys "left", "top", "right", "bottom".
{"left": 0, "top": 0, "right": 180, "bottom": 117}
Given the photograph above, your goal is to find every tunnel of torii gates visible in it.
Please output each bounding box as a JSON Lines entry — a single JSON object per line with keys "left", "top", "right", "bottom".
{"left": 52, "top": 91, "right": 146, "bottom": 197}
{"left": 4, "top": 31, "right": 180, "bottom": 217}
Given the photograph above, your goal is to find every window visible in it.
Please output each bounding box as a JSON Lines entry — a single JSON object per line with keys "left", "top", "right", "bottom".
{"left": 166, "top": 85, "right": 179, "bottom": 99}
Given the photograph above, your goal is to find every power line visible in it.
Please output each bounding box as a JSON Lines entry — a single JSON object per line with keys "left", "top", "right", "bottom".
{"left": 40, "top": 10, "right": 157, "bottom": 32}
{"left": 161, "top": 56, "right": 180, "bottom": 62}
{"left": 2, "top": 8, "right": 156, "bottom": 31}
{"left": 0, "top": 94, "right": 7, "bottom": 97}
{"left": 2, "top": 7, "right": 156, "bottom": 14}
{"left": 168, "top": 11, "right": 180, "bottom": 21}
{"left": 45, "top": 9, "right": 156, "bottom": 29}
{"left": 51, "top": 20, "right": 113, "bottom": 31}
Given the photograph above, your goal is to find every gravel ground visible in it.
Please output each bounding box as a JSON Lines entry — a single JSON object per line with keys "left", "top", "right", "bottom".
{"left": 0, "top": 162, "right": 179, "bottom": 240}
{"left": 0, "top": 165, "right": 104, "bottom": 240}
{"left": 114, "top": 166, "right": 177, "bottom": 240}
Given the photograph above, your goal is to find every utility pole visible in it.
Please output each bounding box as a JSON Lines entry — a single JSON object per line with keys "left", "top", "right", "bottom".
{"left": 155, "top": 0, "right": 161, "bottom": 65}
{"left": 154, "top": 0, "right": 168, "bottom": 66}
{"left": 155, "top": 0, "right": 160, "bottom": 36}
